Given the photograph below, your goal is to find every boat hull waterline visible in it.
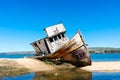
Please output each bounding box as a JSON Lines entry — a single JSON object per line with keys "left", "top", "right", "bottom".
{"left": 37, "top": 31, "right": 91, "bottom": 67}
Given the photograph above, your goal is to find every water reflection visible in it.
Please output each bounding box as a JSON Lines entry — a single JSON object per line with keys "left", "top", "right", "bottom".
{"left": 0, "top": 67, "right": 92, "bottom": 80}
{"left": 1, "top": 68, "right": 120, "bottom": 80}
{"left": 33, "top": 68, "right": 92, "bottom": 80}
{"left": 0, "top": 73, "right": 35, "bottom": 80}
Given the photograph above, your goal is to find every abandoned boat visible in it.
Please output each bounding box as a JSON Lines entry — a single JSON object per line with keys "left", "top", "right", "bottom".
{"left": 31, "top": 23, "right": 91, "bottom": 67}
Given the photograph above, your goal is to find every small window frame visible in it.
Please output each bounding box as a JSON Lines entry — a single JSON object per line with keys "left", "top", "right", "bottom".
{"left": 49, "top": 38, "right": 53, "bottom": 42}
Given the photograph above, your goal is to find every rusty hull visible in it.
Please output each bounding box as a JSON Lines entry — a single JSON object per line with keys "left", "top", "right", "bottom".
{"left": 39, "top": 30, "right": 91, "bottom": 67}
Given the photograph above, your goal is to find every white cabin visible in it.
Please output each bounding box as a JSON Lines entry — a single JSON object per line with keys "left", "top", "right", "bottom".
{"left": 31, "top": 23, "right": 69, "bottom": 55}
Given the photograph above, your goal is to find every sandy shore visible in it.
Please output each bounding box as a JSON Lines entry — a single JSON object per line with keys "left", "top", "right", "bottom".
{"left": 0, "top": 58, "right": 56, "bottom": 72}
{"left": 0, "top": 58, "right": 120, "bottom": 72}
{"left": 15, "top": 58, "right": 56, "bottom": 72}
{"left": 81, "top": 61, "right": 120, "bottom": 72}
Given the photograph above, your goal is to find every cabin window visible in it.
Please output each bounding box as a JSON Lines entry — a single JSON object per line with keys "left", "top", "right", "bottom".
{"left": 62, "top": 33, "right": 65, "bottom": 38}
{"left": 58, "top": 34, "right": 61, "bottom": 39}
{"left": 34, "top": 43, "right": 38, "bottom": 47}
{"left": 49, "top": 38, "right": 53, "bottom": 42}
{"left": 38, "top": 41, "right": 41, "bottom": 44}
{"left": 82, "top": 52, "right": 85, "bottom": 56}
{"left": 78, "top": 52, "right": 85, "bottom": 58}
{"left": 79, "top": 54, "right": 82, "bottom": 57}
{"left": 54, "top": 36, "right": 57, "bottom": 41}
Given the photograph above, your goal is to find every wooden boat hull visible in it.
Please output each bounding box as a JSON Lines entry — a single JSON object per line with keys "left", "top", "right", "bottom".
{"left": 39, "top": 30, "right": 91, "bottom": 67}
{"left": 62, "top": 46, "right": 91, "bottom": 67}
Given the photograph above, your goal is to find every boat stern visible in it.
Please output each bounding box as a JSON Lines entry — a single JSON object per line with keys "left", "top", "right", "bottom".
{"left": 63, "top": 49, "right": 92, "bottom": 67}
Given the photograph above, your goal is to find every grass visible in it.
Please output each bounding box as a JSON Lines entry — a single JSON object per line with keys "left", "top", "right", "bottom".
{"left": 44, "top": 59, "right": 53, "bottom": 65}
{"left": 0, "top": 66, "right": 29, "bottom": 78}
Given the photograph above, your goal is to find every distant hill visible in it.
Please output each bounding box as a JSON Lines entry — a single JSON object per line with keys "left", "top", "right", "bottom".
{"left": 88, "top": 47, "right": 120, "bottom": 53}
{"left": 1, "top": 47, "right": 120, "bottom": 54}
{"left": 1, "top": 51, "right": 35, "bottom": 54}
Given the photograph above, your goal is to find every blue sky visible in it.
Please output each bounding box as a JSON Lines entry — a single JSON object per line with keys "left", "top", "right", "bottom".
{"left": 0, "top": 0, "right": 120, "bottom": 52}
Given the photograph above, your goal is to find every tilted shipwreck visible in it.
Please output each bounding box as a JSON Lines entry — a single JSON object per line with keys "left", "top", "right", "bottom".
{"left": 31, "top": 23, "right": 91, "bottom": 67}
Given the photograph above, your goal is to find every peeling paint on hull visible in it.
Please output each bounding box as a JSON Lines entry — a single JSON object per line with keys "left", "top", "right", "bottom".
{"left": 38, "top": 30, "right": 91, "bottom": 67}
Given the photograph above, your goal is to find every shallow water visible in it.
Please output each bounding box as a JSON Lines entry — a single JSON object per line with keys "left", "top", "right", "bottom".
{"left": 1, "top": 68, "right": 120, "bottom": 80}
{"left": 92, "top": 72, "right": 120, "bottom": 80}
{"left": 33, "top": 68, "right": 92, "bottom": 80}
{"left": 0, "top": 53, "right": 34, "bottom": 58}
{"left": 0, "top": 53, "right": 120, "bottom": 80}
{"left": 91, "top": 53, "right": 120, "bottom": 61}
{"left": 1, "top": 72, "right": 35, "bottom": 80}
{"left": 1, "top": 53, "right": 120, "bottom": 62}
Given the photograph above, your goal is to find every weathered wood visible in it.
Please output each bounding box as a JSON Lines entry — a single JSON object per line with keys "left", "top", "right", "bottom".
{"left": 31, "top": 23, "right": 69, "bottom": 54}
{"left": 36, "top": 30, "right": 91, "bottom": 67}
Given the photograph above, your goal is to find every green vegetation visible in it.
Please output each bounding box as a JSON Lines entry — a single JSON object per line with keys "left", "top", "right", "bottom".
{"left": 0, "top": 66, "right": 29, "bottom": 78}
{"left": 44, "top": 59, "right": 54, "bottom": 65}
{"left": 44, "top": 59, "right": 64, "bottom": 65}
